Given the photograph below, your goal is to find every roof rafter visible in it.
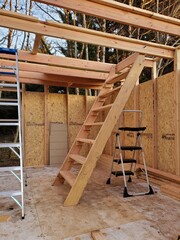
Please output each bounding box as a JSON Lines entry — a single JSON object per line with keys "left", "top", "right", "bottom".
{"left": 36, "top": 0, "right": 180, "bottom": 36}
{"left": 0, "top": 10, "right": 174, "bottom": 58}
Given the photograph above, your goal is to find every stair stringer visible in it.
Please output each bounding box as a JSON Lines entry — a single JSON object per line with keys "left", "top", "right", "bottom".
{"left": 63, "top": 54, "right": 145, "bottom": 206}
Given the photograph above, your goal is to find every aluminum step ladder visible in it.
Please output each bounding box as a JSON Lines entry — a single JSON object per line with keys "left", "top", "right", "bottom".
{"left": 54, "top": 53, "right": 145, "bottom": 206}
{"left": 106, "top": 110, "right": 154, "bottom": 197}
{"left": 0, "top": 48, "right": 25, "bottom": 219}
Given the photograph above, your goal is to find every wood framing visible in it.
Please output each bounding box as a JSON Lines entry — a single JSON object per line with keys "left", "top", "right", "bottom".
{"left": 174, "top": 47, "right": 180, "bottom": 176}
{"left": 36, "top": 0, "right": 180, "bottom": 36}
{"left": 32, "top": 34, "right": 42, "bottom": 55}
{"left": 91, "top": 230, "right": 105, "bottom": 240}
{"left": 0, "top": 10, "right": 174, "bottom": 58}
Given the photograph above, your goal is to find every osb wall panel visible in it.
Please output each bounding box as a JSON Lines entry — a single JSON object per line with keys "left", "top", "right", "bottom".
{"left": 69, "top": 95, "right": 86, "bottom": 124}
{"left": 48, "top": 94, "right": 67, "bottom": 123}
{"left": 157, "top": 72, "right": 176, "bottom": 174}
{"left": 25, "top": 92, "right": 44, "bottom": 124}
{"left": 25, "top": 126, "right": 44, "bottom": 166}
{"left": 24, "top": 92, "right": 45, "bottom": 166}
{"left": 139, "top": 80, "right": 153, "bottom": 167}
{"left": 86, "top": 96, "right": 96, "bottom": 113}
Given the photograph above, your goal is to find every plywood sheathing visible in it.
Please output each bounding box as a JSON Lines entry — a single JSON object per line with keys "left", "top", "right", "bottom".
{"left": 24, "top": 92, "right": 45, "bottom": 166}
{"left": 157, "top": 72, "right": 176, "bottom": 174}
{"left": 139, "top": 80, "right": 153, "bottom": 167}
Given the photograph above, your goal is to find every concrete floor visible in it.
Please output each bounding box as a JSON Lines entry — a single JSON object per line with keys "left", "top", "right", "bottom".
{"left": 0, "top": 166, "right": 179, "bottom": 240}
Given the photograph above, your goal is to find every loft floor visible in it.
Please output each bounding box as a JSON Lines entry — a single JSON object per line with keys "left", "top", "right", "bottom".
{"left": 0, "top": 166, "right": 179, "bottom": 240}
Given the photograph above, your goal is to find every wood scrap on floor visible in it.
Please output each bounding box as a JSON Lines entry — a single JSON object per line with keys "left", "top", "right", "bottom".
{"left": 91, "top": 230, "right": 105, "bottom": 240}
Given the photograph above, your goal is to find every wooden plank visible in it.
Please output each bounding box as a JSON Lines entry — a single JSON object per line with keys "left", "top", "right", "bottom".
{"left": 60, "top": 170, "right": 76, "bottom": 186}
{"left": 91, "top": 230, "right": 105, "bottom": 240}
{"left": 0, "top": 59, "right": 108, "bottom": 80}
{"left": 0, "top": 11, "right": 174, "bottom": 59}
{"left": 44, "top": 85, "right": 49, "bottom": 165}
{"left": 0, "top": 51, "right": 113, "bottom": 73}
{"left": 137, "top": 163, "right": 180, "bottom": 184}
{"left": 35, "top": 0, "right": 180, "bottom": 36}
{"left": 32, "top": 34, "right": 42, "bottom": 55}
{"left": 174, "top": 46, "right": 180, "bottom": 176}
{"left": 160, "top": 184, "right": 180, "bottom": 200}
{"left": 63, "top": 54, "right": 145, "bottom": 206}
{"left": 152, "top": 61, "right": 158, "bottom": 169}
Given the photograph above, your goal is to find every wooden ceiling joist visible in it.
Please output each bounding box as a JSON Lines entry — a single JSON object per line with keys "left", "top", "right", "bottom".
{"left": 36, "top": 0, "right": 180, "bottom": 36}
{"left": 0, "top": 51, "right": 113, "bottom": 73}
{"left": 0, "top": 59, "right": 108, "bottom": 80}
{"left": 0, "top": 10, "right": 174, "bottom": 58}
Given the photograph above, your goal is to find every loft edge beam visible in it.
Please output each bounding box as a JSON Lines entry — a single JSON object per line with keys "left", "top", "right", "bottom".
{"left": 0, "top": 11, "right": 174, "bottom": 59}
{"left": 35, "top": 0, "right": 180, "bottom": 36}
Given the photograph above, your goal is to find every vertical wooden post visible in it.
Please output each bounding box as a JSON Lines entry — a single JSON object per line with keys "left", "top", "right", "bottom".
{"left": 21, "top": 84, "right": 26, "bottom": 166}
{"left": 174, "top": 47, "right": 180, "bottom": 176}
{"left": 134, "top": 80, "right": 140, "bottom": 163}
{"left": 44, "top": 85, "right": 49, "bottom": 165}
{"left": 66, "top": 87, "right": 70, "bottom": 151}
{"left": 152, "top": 61, "right": 158, "bottom": 169}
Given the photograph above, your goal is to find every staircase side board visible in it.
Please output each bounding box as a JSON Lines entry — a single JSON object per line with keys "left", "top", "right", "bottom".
{"left": 64, "top": 54, "right": 145, "bottom": 206}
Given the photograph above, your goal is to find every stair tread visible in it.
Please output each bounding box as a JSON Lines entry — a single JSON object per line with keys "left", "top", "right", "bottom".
{"left": 76, "top": 138, "right": 95, "bottom": 144}
{"left": 92, "top": 104, "right": 113, "bottom": 112}
{"left": 113, "top": 158, "right": 136, "bottom": 164}
{"left": 112, "top": 170, "right": 134, "bottom": 176}
{"left": 99, "top": 86, "right": 121, "bottom": 98}
{"left": 69, "top": 154, "right": 86, "bottom": 164}
{"left": 84, "top": 122, "right": 104, "bottom": 126}
{"left": 60, "top": 170, "right": 76, "bottom": 186}
{"left": 119, "top": 127, "right": 146, "bottom": 131}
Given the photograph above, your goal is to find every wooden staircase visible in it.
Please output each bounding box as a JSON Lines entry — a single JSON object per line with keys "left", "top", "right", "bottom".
{"left": 54, "top": 53, "right": 145, "bottom": 206}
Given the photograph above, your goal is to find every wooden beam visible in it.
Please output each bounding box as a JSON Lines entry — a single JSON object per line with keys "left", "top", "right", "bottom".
{"left": 0, "top": 51, "right": 113, "bottom": 73}
{"left": 174, "top": 46, "right": 180, "bottom": 176}
{"left": 152, "top": 61, "right": 158, "bottom": 169}
{"left": 0, "top": 59, "right": 108, "bottom": 80}
{"left": 0, "top": 10, "right": 174, "bottom": 58}
{"left": 32, "top": 34, "right": 42, "bottom": 55}
{"left": 44, "top": 85, "right": 49, "bottom": 165}
{"left": 91, "top": 230, "right": 105, "bottom": 240}
{"left": 116, "top": 53, "right": 139, "bottom": 73}
{"left": 36, "top": 0, "right": 180, "bottom": 36}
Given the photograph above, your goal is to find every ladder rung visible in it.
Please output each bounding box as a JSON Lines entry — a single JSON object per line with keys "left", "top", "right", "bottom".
{"left": 76, "top": 138, "right": 95, "bottom": 144}
{"left": 0, "top": 166, "right": 21, "bottom": 172}
{"left": 84, "top": 122, "right": 104, "bottom": 127}
{"left": 113, "top": 158, "right": 136, "bottom": 164}
{"left": 0, "top": 83, "right": 17, "bottom": 87}
{"left": 69, "top": 154, "right": 86, "bottom": 164}
{"left": 0, "top": 98, "right": 18, "bottom": 102}
{"left": 120, "top": 146, "right": 142, "bottom": 151}
{"left": 99, "top": 86, "right": 121, "bottom": 98}
{"left": 0, "top": 66, "right": 16, "bottom": 70}
{"left": 0, "top": 102, "right": 18, "bottom": 106}
{"left": 60, "top": 170, "right": 76, "bottom": 186}
{"left": 0, "top": 122, "right": 19, "bottom": 126}
{"left": 0, "top": 72, "right": 16, "bottom": 76}
{"left": 112, "top": 170, "right": 134, "bottom": 177}
{"left": 0, "top": 190, "right": 22, "bottom": 197}
{"left": 0, "top": 143, "right": 20, "bottom": 148}
{"left": 0, "top": 119, "right": 18, "bottom": 122}
{"left": 92, "top": 104, "right": 113, "bottom": 112}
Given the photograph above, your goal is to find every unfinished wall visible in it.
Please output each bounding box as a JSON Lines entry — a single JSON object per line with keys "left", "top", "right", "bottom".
{"left": 23, "top": 91, "right": 95, "bottom": 166}
{"left": 99, "top": 72, "right": 177, "bottom": 176}
{"left": 157, "top": 72, "right": 175, "bottom": 174}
